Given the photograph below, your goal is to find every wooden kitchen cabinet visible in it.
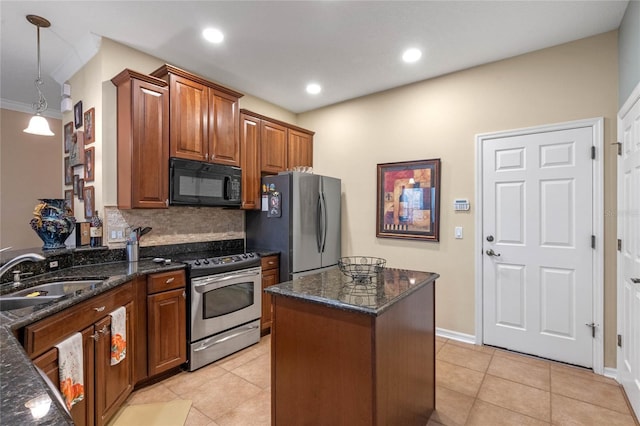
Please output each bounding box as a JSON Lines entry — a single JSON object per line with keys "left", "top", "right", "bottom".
{"left": 24, "top": 281, "right": 135, "bottom": 426}
{"left": 146, "top": 270, "right": 187, "bottom": 376}
{"left": 261, "top": 120, "right": 288, "bottom": 174}
{"left": 111, "top": 69, "right": 169, "bottom": 209}
{"left": 288, "top": 128, "right": 313, "bottom": 169}
{"left": 151, "top": 64, "right": 243, "bottom": 166}
{"left": 260, "top": 254, "right": 280, "bottom": 334}
{"left": 240, "top": 113, "right": 261, "bottom": 209}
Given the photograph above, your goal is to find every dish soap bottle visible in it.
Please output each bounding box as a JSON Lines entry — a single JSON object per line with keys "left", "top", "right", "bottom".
{"left": 90, "top": 211, "right": 103, "bottom": 247}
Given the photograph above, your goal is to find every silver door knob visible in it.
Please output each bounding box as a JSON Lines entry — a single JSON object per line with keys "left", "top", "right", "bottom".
{"left": 486, "top": 249, "right": 501, "bottom": 257}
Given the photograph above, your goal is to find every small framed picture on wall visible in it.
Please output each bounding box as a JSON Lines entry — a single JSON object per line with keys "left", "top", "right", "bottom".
{"left": 83, "top": 186, "right": 94, "bottom": 219}
{"left": 84, "top": 147, "right": 95, "bottom": 182}
{"left": 64, "top": 122, "right": 73, "bottom": 154}
{"left": 69, "top": 132, "right": 85, "bottom": 167}
{"left": 64, "top": 157, "right": 72, "bottom": 185}
{"left": 78, "top": 179, "right": 85, "bottom": 200}
{"left": 84, "top": 107, "right": 95, "bottom": 143}
{"left": 74, "top": 100, "right": 83, "bottom": 129}
{"left": 64, "top": 189, "right": 74, "bottom": 215}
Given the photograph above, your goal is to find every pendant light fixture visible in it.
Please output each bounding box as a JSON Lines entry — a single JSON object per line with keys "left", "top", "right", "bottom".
{"left": 23, "top": 14, "right": 54, "bottom": 136}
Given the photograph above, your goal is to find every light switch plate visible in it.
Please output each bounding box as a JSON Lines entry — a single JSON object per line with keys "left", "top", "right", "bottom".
{"left": 455, "top": 226, "right": 463, "bottom": 239}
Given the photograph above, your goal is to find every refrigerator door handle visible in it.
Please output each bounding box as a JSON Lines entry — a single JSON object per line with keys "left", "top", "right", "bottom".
{"left": 320, "top": 192, "right": 327, "bottom": 252}
{"left": 316, "top": 194, "right": 323, "bottom": 252}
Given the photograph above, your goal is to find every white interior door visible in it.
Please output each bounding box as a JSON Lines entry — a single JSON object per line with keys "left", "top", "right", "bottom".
{"left": 617, "top": 84, "right": 640, "bottom": 417}
{"left": 481, "top": 126, "right": 595, "bottom": 367}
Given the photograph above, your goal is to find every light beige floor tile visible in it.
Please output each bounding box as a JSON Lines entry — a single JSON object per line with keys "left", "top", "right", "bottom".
{"left": 446, "top": 339, "right": 496, "bottom": 355}
{"left": 163, "top": 365, "right": 227, "bottom": 396}
{"left": 550, "top": 361, "right": 618, "bottom": 385}
{"left": 230, "top": 353, "right": 271, "bottom": 389}
{"left": 214, "top": 346, "right": 263, "bottom": 371}
{"left": 213, "top": 389, "right": 271, "bottom": 426}
{"left": 435, "top": 339, "right": 445, "bottom": 354}
{"left": 436, "top": 360, "right": 485, "bottom": 397}
{"left": 551, "top": 393, "right": 637, "bottom": 426}
{"left": 188, "top": 372, "right": 262, "bottom": 420}
{"left": 466, "top": 399, "right": 550, "bottom": 426}
{"left": 477, "top": 374, "right": 550, "bottom": 422}
{"left": 551, "top": 369, "right": 630, "bottom": 414}
{"left": 253, "top": 335, "right": 271, "bottom": 356}
{"left": 487, "top": 355, "right": 550, "bottom": 391}
{"left": 185, "top": 406, "right": 215, "bottom": 426}
{"left": 493, "top": 348, "right": 551, "bottom": 369}
{"left": 126, "top": 383, "right": 179, "bottom": 405}
{"left": 435, "top": 335, "right": 448, "bottom": 343}
{"left": 430, "top": 386, "right": 475, "bottom": 425}
{"left": 436, "top": 342, "right": 492, "bottom": 373}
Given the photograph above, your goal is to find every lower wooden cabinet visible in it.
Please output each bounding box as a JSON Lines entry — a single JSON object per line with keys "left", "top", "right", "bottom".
{"left": 147, "top": 287, "right": 187, "bottom": 375}
{"left": 28, "top": 283, "right": 135, "bottom": 426}
{"left": 260, "top": 255, "right": 280, "bottom": 334}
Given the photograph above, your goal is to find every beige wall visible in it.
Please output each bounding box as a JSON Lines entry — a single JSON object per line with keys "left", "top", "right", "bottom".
{"left": 298, "top": 31, "right": 619, "bottom": 367}
{"left": 0, "top": 109, "right": 62, "bottom": 249}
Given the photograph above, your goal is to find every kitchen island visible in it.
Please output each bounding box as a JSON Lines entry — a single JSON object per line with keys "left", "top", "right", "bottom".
{"left": 266, "top": 265, "right": 439, "bottom": 426}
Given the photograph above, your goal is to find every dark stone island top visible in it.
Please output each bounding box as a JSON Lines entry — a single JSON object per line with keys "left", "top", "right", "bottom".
{"left": 265, "top": 266, "right": 439, "bottom": 315}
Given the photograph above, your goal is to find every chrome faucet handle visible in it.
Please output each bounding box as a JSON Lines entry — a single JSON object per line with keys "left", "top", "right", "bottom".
{"left": 12, "top": 270, "right": 33, "bottom": 284}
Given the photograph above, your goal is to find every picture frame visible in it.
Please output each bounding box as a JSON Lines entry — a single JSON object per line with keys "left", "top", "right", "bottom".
{"left": 69, "top": 131, "right": 85, "bottom": 166}
{"left": 64, "top": 156, "right": 72, "bottom": 185}
{"left": 64, "top": 121, "right": 73, "bottom": 153}
{"left": 84, "top": 107, "right": 95, "bottom": 143}
{"left": 376, "top": 158, "right": 441, "bottom": 241}
{"left": 83, "top": 186, "right": 94, "bottom": 219}
{"left": 64, "top": 189, "right": 74, "bottom": 216}
{"left": 78, "top": 178, "right": 85, "bottom": 200}
{"left": 73, "top": 175, "right": 80, "bottom": 194}
{"left": 84, "top": 147, "right": 95, "bottom": 182}
{"left": 74, "top": 100, "right": 83, "bottom": 129}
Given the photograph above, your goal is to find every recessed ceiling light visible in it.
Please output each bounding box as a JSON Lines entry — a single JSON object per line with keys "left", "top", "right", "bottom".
{"left": 306, "top": 83, "right": 322, "bottom": 95}
{"left": 202, "top": 28, "right": 224, "bottom": 44}
{"left": 402, "top": 48, "right": 422, "bottom": 63}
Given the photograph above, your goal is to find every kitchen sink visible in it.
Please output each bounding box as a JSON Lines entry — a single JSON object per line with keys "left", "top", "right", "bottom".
{"left": 9, "top": 280, "right": 103, "bottom": 297}
{"left": 0, "top": 296, "right": 62, "bottom": 311}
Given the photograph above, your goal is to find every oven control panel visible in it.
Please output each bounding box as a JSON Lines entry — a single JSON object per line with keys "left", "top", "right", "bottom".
{"left": 186, "top": 252, "right": 261, "bottom": 277}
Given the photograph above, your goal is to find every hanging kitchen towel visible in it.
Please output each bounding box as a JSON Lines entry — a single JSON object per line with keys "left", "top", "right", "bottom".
{"left": 109, "top": 306, "right": 127, "bottom": 365}
{"left": 54, "top": 332, "right": 85, "bottom": 410}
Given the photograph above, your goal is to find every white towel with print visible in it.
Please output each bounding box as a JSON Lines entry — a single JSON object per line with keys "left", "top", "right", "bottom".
{"left": 109, "top": 306, "right": 127, "bottom": 365}
{"left": 55, "top": 332, "right": 85, "bottom": 410}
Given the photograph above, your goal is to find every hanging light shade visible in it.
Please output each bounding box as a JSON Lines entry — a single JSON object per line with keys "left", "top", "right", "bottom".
{"left": 23, "top": 15, "right": 54, "bottom": 137}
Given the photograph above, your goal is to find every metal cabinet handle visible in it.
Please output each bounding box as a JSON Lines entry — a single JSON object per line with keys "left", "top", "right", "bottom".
{"left": 486, "top": 249, "right": 501, "bottom": 257}
{"left": 90, "top": 325, "right": 109, "bottom": 341}
{"left": 165, "top": 277, "right": 175, "bottom": 284}
{"left": 93, "top": 306, "right": 106, "bottom": 312}
{"left": 267, "top": 261, "right": 275, "bottom": 266}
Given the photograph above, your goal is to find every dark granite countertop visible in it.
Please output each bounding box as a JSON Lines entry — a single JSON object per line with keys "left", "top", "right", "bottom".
{"left": 265, "top": 266, "right": 439, "bottom": 316}
{"left": 246, "top": 247, "right": 280, "bottom": 258}
{"left": 0, "top": 259, "right": 185, "bottom": 425}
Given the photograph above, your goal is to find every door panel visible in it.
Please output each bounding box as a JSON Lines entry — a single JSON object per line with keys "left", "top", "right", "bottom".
{"left": 291, "top": 173, "right": 321, "bottom": 274}
{"left": 482, "top": 127, "right": 593, "bottom": 367}
{"left": 618, "top": 86, "right": 640, "bottom": 418}
{"left": 320, "top": 176, "right": 342, "bottom": 267}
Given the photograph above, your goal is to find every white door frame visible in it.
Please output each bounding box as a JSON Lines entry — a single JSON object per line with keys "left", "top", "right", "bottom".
{"left": 475, "top": 117, "right": 604, "bottom": 375}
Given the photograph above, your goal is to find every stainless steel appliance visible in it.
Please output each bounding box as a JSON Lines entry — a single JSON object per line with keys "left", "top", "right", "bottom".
{"left": 246, "top": 171, "right": 341, "bottom": 281}
{"left": 184, "top": 252, "right": 261, "bottom": 371}
{"left": 169, "top": 157, "right": 242, "bottom": 207}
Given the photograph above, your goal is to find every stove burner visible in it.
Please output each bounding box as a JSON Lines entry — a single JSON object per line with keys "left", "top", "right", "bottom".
{"left": 185, "top": 252, "right": 260, "bottom": 277}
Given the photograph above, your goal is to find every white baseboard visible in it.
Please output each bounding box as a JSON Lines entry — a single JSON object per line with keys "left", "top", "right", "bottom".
{"left": 603, "top": 367, "right": 618, "bottom": 381}
{"left": 436, "top": 327, "right": 476, "bottom": 344}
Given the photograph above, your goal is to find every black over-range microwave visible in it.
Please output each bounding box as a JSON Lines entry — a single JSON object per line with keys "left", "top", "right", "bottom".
{"left": 169, "top": 157, "right": 242, "bottom": 207}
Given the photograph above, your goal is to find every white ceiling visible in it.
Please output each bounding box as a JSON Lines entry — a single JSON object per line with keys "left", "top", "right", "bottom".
{"left": 0, "top": 1, "right": 629, "bottom": 117}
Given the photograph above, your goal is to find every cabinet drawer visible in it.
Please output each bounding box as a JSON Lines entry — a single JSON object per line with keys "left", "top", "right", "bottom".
{"left": 147, "top": 270, "right": 185, "bottom": 294}
{"left": 261, "top": 255, "right": 279, "bottom": 271}
{"left": 24, "top": 281, "right": 133, "bottom": 358}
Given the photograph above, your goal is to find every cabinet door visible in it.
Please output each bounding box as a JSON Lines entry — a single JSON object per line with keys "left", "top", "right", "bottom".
{"left": 94, "top": 301, "right": 134, "bottom": 426}
{"left": 241, "top": 113, "right": 261, "bottom": 210}
{"left": 260, "top": 120, "right": 288, "bottom": 174}
{"left": 147, "top": 288, "right": 187, "bottom": 376}
{"left": 131, "top": 78, "right": 169, "bottom": 208}
{"left": 169, "top": 75, "right": 208, "bottom": 161}
{"left": 209, "top": 90, "right": 240, "bottom": 166}
{"left": 261, "top": 256, "right": 280, "bottom": 334}
{"left": 288, "top": 129, "right": 313, "bottom": 169}
{"left": 32, "top": 326, "right": 95, "bottom": 426}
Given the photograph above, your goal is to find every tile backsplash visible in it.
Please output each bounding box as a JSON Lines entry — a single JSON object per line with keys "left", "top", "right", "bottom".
{"left": 105, "top": 206, "right": 244, "bottom": 247}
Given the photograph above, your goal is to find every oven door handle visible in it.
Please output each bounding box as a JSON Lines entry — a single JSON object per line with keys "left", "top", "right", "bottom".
{"left": 193, "top": 324, "right": 260, "bottom": 352}
{"left": 192, "top": 270, "right": 260, "bottom": 293}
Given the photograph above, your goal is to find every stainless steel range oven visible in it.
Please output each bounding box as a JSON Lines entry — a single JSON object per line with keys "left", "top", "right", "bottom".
{"left": 185, "top": 253, "right": 261, "bottom": 371}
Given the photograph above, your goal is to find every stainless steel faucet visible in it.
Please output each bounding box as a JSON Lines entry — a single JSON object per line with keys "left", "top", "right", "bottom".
{"left": 0, "top": 253, "right": 45, "bottom": 284}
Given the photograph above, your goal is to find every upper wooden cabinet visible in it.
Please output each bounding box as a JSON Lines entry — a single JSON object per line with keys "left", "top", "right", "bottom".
{"left": 111, "top": 69, "right": 169, "bottom": 209}
{"left": 151, "top": 64, "right": 243, "bottom": 166}
{"left": 240, "top": 109, "right": 315, "bottom": 209}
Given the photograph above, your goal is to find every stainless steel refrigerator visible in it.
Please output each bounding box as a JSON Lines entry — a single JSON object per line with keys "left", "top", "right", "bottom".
{"left": 246, "top": 172, "right": 341, "bottom": 282}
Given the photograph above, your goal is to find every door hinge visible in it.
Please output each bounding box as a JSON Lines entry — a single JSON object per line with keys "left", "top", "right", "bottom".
{"left": 618, "top": 239, "right": 622, "bottom": 251}
{"left": 591, "top": 235, "right": 596, "bottom": 249}
{"left": 614, "top": 142, "right": 622, "bottom": 156}
{"left": 591, "top": 146, "right": 596, "bottom": 159}
{"left": 618, "top": 334, "right": 622, "bottom": 347}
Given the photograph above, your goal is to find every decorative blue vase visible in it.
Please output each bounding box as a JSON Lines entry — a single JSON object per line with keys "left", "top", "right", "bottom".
{"left": 30, "top": 199, "right": 76, "bottom": 250}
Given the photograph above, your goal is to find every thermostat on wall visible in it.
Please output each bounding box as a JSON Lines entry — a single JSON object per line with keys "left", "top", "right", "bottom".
{"left": 454, "top": 199, "right": 470, "bottom": 211}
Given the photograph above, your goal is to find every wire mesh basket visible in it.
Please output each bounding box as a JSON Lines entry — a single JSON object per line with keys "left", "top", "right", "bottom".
{"left": 338, "top": 256, "right": 386, "bottom": 283}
